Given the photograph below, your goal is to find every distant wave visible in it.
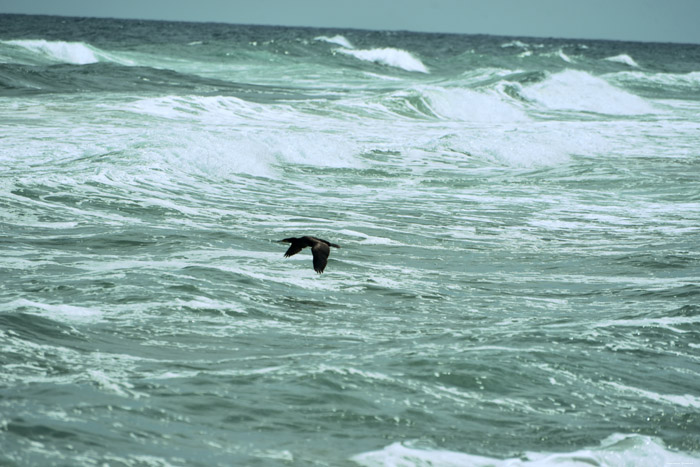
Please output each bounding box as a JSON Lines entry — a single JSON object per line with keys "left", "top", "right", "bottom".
{"left": 500, "top": 40, "right": 544, "bottom": 49}
{"left": 501, "top": 40, "right": 529, "bottom": 49}
{"left": 337, "top": 47, "right": 429, "bottom": 73}
{"left": 550, "top": 49, "right": 575, "bottom": 64}
{"left": 1, "top": 39, "right": 133, "bottom": 65}
{"left": 314, "top": 35, "right": 354, "bottom": 49}
{"left": 608, "top": 70, "right": 700, "bottom": 89}
{"left": 604, "top": 54, "right": 640, "bottom": 68}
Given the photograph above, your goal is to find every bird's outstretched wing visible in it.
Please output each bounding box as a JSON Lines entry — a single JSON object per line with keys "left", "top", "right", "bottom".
{"left": 311, "top": 242, "right": 330, "bottom": 273}
{"left": 284, "top": 243, "right": 303, "bottom": 258}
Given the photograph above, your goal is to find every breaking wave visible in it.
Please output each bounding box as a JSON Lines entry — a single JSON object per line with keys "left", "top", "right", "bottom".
{"left": 518, "top": 69, "right": 656, "bottom": 115}
{"left": 337, "top": 47, "right": 429, "bottom": 73}
{"left": 1, "top": 39, "right": 133, "bottom": 65}
{"left": 605, "top": 53, "right": 640, "bottom": 67}
{"left": 314, "top": 34, "right": 354, "bottom": 49}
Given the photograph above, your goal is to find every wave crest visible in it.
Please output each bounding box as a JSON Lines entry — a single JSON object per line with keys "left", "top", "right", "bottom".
{"left": 605, "top": 54, "right": 640, "bottom": 68}
{"left": 314, "top": 35, "right": 354, "bottom": 49}
{"left": 2, "top": 39, "right": 133, "bottom": 65}
{"left": 519, "top": 69, "right": 655, "bottom": 115}
{"left": 419, "top": 86, "right": 527, "bottom": 122}
{"left": 338, "top": 47, "right": 429, "bottom": 73}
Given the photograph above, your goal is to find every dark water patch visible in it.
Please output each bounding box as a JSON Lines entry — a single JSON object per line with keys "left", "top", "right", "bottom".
{"left": 624, "top": 284, "right": 700, "bottom": 300}
{"left": 0, "top": 62, "right": 313, "bottom": 101}
{"left": 0, "top": 312, "right": 87, "bottom": 345}
{"left": 6, "top": 230, "right": 172, "bottom": 256}
{"left": 5, "top": 419, "right": 86, "bottom": 443}
{"left": 614, "top": 252, "right": 699, "bottom": 270}
{"left": 668, "top": 304, "right": 700, "bottom": 317}
{"left": 274, "top": 296, "right": 332, "bottom": 312}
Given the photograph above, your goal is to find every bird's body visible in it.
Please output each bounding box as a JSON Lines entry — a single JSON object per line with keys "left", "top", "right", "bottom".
{"left": 278, "top": 236, "right": 340, "bottom": 273}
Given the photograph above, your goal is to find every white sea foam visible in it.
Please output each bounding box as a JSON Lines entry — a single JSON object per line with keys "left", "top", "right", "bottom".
{"left": 604, "top": 54, "right": 640, "bottom": 67}
{"left": 352, "top": 434, "right": 700, "bottom": 467}
{"left": 86, "top": 369, "right": 144, "bottom": 398}
{"left": 161, "top": 132, "right": 278, "bottom": 178}
{"left": 439, "top": 121, "right": 599, "bottom": 167}
{"left": 605, "top": 382, "right": 700, "bottom": 409}
{"left": 458, "top": 67, "right": 521, "bottom": 85}
{"left": 120, "top": 95, "right": 272, "bottom": 122}
{"left": 593, "top": 315, "right": 700, "bottom": 333}
{"left": 519, "top": 69, "right": 656, "bottom": 115}
{"left": 2, "top": 39, "right": 133, "bottom": 65}
{"left": 315, "top": 35, "right": 354, "bottom": 49}
{"left": 337, "top": 47, "right": 429, "bottom": 73}
{"left": 118, "top": 94, "right": 365, "bottom": 177}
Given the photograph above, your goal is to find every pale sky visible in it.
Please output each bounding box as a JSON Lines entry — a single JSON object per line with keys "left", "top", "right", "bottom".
{"left": 2, "top": 0, "right": 700, "bottom": 44}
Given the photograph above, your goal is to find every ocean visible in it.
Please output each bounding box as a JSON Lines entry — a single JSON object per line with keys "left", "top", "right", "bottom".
{"left": 1, "top": 13, "right": 699, "bottom": 466}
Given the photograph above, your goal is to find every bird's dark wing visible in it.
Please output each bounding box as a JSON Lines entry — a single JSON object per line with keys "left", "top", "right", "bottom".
{"left": 311, "top": 242, "right": 330, "bottom": 273}
{"left": 284, "top": 242, "right": 304, "bottom": 258}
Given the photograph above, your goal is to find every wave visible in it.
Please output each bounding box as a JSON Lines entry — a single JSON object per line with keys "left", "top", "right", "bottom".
{"left": 501, "top": 40, "right": 545, "bottom": 50}
{"left": 500, "top": 42, "right": 576, "bottom": 63}
{"left": 501, "top": 40, "right": 530, "bottom": 49}
{"left": 414, "top": 85, "right": 528, "bottom": 122}
{"left": 518, "top": 69, "right": 656, "bottom": 115}
{"left": 604, "top": 54, "right": 640, "bottom": 68}
{"left": 1, "top": 39, "right": 133, "bottom": 66}
{"left": 352, "top": 434, "right": 700, "bottom": 467}
{"left": 608, "top": 70, "right": 700, "bottom": 90}
{"left": 434, "top": 124, "right": 584, "bottom": 167}
{"left": 337, "top": 47, "right": 429, "bottom": 73}
{"left": 115, "top": 95, "right": 365, "bottom": 177}
{"left": 2, "top": 298, "right": 102, "bottom": 323}
{"left": 552, "top": 49, "right": 575, "bottom": 64}
{"left": 314, "top": 35, "right": 354, "bottom": 49}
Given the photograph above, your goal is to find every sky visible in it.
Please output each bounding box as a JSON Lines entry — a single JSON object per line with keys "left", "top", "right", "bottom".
{"left": 2, "top": 0, "right": 700, "bottom": 44}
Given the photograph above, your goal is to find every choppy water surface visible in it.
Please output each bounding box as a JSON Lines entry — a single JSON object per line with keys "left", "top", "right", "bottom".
{"left": 1, "top": 14, "right": 699, "bottom": 466}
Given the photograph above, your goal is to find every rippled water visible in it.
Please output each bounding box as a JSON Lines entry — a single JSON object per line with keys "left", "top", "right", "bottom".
{"left": 1, "top": 14, "right": 699, "bottom": 466}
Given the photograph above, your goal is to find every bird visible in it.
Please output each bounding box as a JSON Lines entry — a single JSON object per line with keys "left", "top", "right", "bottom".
{"left": 278, "top": 236, "right": 340, "bottom": 273}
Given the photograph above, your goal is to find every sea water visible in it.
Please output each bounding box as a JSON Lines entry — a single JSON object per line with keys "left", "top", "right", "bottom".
{"left": 1, "top": 14, "right": 699, "bottom": 466}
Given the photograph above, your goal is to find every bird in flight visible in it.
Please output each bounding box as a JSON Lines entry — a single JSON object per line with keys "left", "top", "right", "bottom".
{"left": 278, "top": 236, "right": 340, "bottom": 273}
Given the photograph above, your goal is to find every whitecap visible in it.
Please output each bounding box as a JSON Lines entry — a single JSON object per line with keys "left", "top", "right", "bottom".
{"left": 558, "top": 49, "right": 574, "bottom": 63}
{"left": 337, "top": 47, "right": 429, "bottom": 73}
{"left": 315, "top": 35, "right": 354, "bottom": 49}
{"left": 2, "top": 39, "right": 133, "bottom": 65}
{"left": 605, "top": 53, "right": 640, "bottom": 67}
{"left": 501, "top": 40, "right": 530, "bottom": 49}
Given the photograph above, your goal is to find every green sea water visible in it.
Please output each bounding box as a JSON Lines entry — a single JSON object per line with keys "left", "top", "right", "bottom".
{"left": 1, "top": 14, "right": 699, "bottom": 466}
